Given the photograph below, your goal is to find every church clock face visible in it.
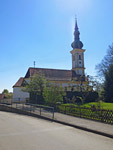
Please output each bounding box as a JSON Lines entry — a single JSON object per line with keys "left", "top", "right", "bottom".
{"left": 79, "top": 60, "right": 82, "bottom": 67}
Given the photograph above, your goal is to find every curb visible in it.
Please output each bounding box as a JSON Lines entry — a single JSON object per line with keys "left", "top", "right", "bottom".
{"left": 52, "top": 119, "right": 113, "bottom": 139}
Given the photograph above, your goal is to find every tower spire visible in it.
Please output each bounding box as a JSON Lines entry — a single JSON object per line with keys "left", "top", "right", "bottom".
{"left": 75, "top": 17, "right": 78, "bottom": 31}
{"left": 70, "top": 17, "right": 85, "bottom": 76}
{"left": 71, "top": 18, "right": 83, "bottom": 49}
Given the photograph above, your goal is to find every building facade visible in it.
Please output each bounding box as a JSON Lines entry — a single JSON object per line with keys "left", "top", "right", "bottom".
{"left": 13, "top": 19, "right": 86, "bottom": 102}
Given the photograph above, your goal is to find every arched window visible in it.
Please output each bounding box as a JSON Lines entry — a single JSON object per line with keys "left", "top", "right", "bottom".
{"left": 79, "top": 55, "right": 81, "bottom": 60}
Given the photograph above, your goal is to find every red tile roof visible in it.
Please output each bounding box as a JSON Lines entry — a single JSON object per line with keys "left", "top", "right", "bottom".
{"left": 13, "top": 67, "right": 81, "bottom": 87}
{"left": 13, "top": 77, "right": 24, "bottom": 87}
{"left": 25, "top": 67, "right": 77, "bottom": 81}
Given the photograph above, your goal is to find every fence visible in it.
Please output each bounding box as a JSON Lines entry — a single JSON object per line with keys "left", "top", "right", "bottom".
{"left": 0, "top": 99, "right": 12, "bottom": 104}
{"left": 56, "top": 105, "right": 113, "bottom": 124}
{"left": 1, "top": 101, "right": 113, "bottom": 124}
{"left": 0, "top": 102, "right": 54, "bottom": 120}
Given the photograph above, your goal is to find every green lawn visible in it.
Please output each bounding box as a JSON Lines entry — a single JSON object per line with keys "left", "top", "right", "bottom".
{"left": 56, "top": 102, "right": 113, "bottom": 124}
{"left": 60, "top": 102, "right": 113, "bottom": 110}
{"left": 82, "top": 102, "right": 113, "bottom": 110}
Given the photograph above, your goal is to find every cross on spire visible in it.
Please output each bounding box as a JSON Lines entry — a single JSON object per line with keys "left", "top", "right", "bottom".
{"left": 75, "top": 16, "right": 78, "bottom": 31}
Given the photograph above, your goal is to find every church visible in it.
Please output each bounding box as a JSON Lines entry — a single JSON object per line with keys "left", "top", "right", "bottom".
{"left": 13, "top": 20, "right": 86, "bottom": 102}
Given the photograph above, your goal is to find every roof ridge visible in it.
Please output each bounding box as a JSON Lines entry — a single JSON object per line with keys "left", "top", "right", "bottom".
{"left": 29, "top": 67, "right": 71, "bottom": 71}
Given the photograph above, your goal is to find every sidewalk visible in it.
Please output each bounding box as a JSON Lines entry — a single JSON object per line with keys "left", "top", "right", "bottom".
{"left": 54, "top": 112, "right": 113, "bottom": 138}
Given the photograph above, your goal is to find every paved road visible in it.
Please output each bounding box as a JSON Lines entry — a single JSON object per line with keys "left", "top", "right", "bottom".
{"left": 0, "top": 112, "right": 113, "bottom": 150}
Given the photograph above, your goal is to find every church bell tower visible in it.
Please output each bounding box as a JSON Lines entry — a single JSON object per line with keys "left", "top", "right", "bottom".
{"left": 70, "top": 19, "right": 85, "bottom": 75}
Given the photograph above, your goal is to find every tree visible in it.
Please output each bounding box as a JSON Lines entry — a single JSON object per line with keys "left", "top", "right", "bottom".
{"left": 23, "top": 73, "right": 66, "bottom": 105}
{"left": 96, "top": 43, "right": 113, "bottom": 78}
{"left": 2, "top": 89, "right": 13, "bottom": 99}
{"left": 103, "top": 64, "right": 113, "bottom": 102}
{"left": 75, "top": 75, "right": 99, "bottom": 104}
{"left": 43, "top": 85, "right": 66, "bottom": 107}
{"left": 95, "top": 43, "right": 113, "bottom": 102}
{"left": 23, "top": 73, "right": 46, "bottom": 104}
{"left": 2, "top": 89, "right": 9, "bottom": 94}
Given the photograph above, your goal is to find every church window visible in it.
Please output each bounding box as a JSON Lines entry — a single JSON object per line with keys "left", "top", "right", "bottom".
{"left": 79, "top": 55, "right": 81, "bottom": 60}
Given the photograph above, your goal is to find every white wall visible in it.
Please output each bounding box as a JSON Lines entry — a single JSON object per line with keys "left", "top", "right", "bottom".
{"left": 13, "top": 87, "right": 29, "bottom": 102}
{"left": 79, "top": 69, "right": 83, "bottom": 75}
{"left": 62, "top": 83, "right": 68, "bottom": 87}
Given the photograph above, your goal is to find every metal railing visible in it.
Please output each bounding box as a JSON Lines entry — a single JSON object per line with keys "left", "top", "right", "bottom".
{"left": 0, "top": 102, "right": 54, "bottom": 120}
{"left": 0, "top": 99, "right": 12, "bottom": 104}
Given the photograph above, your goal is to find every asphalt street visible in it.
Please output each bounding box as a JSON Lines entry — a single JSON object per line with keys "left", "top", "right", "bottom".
{"left": 0, "top": 111, "right": 113, "bottom": 150}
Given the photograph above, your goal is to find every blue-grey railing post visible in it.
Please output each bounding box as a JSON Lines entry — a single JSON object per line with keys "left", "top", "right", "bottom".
{"left": 34, "top": 105, "right": 35, "bottom": 112}
{"left": 52, "top": 107, "right": 54, "bottom": 119}
{"left": 30, "top": 104, "right": 31, "bottom": 112}
{"left": 101, "top": 109, "right": 103, "bottom": 122}
{"left": 23, "top": 103, "right": 24, "bottom": 110}
{"left": 11, "top": 99, "right": 12, "bottom": 106}
{"left": 32, "top": 105, "right": 33, "bottom": 112}
{"left": 11, "top": 102, "right": 12, "bottom": 111}
{"left": 79, "top": 106, "right": 81, "bottom": 118}
{"left": 40, "top": 106, "right": 41, "bottom": 115}
{"left": 65, "top": 106, "right": 66, "bottom": 114}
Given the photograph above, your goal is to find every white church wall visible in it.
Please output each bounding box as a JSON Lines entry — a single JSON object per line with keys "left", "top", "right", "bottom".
{"left": 62, "top": 83, "right": 69, "bottom": 87}
{"left": 13, "top": 87, "right": 29, "bottom": 102}
{"left": 79, "top": 69, "right": 83, "bottom": 75}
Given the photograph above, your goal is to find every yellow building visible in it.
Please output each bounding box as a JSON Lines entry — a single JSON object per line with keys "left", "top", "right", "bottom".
{"left": 13, "top": 19, "right": 86, "bottom": 102}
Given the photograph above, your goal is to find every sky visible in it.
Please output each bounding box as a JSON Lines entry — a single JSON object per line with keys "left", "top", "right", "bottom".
{"left": 0, "top": 0, "right": 113, "bottom": 92}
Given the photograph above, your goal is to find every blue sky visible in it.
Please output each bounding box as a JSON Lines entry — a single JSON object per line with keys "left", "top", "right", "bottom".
{"left": 0, "top": 0, "right": 113, "bottom": 92}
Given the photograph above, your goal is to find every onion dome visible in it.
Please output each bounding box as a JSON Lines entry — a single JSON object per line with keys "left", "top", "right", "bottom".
{"left": 71, "top": 19, "right": 83, "bottom": 49}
